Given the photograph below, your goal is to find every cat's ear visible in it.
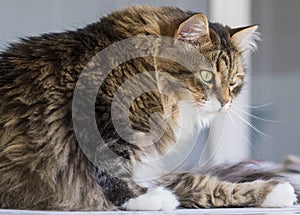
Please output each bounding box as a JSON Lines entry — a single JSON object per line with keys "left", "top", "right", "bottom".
{"left": 174, "top": 14, "right": 210, "bottom": 42}
{"left": 230, "top": 25, "right": 259, "bottom": 52}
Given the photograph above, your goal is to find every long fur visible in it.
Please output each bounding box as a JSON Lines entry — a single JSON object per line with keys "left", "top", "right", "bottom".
{"left": 0, "top": 5, "right": 296, "bottom": 210}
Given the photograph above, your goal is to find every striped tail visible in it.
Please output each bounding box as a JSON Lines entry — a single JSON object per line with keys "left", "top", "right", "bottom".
{"left": 191, "top": 155, "right": 300, "bottom": 202}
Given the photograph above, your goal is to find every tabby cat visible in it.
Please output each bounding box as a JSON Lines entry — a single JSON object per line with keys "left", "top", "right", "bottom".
{"left": 0, "top": 5, "right": 297, "bottom": 211}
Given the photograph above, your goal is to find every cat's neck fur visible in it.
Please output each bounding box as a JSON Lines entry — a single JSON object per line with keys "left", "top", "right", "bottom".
{"left": 133, "top": 99, "right": 217, "bottom": 185}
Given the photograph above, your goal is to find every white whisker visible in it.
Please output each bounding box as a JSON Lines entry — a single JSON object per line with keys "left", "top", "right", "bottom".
{"left": 232, "top": 101, "right": 274, "bottom": 110}
{"left": 233, "top": 106, "right": 284, "bottom": 123}
{"left": 226, "top": 113, "right": 255, "bottom": 150}
{"left": 230, "top": 109, "right": 271, "bottom": 139}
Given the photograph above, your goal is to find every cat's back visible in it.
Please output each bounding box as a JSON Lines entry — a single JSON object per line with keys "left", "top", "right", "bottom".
{"left": 101, "top": 5, "right": 190, "bottom": 38}
{"left": 0, "top": 5, "right": 192, "bottom": 107}
{"left": 0, "top": 4, "right": 192, "bottom": 146}
{"left": 0, "top": 5, "right": 189, "bottom": 79}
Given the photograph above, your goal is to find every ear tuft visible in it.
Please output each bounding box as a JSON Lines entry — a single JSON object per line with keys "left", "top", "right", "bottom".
{"left": 175, "top": 14, "right": 210, "bottom": 42}
{"left": 230, "top": 25, "right": 260, "bottom": 52}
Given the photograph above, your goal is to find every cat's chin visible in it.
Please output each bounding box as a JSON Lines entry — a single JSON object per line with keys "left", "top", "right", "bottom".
{"left": 197, "top": 111, "right": 218, "bottom": 126}
{"left": 219, "top": 102, "right": 232, "bottom": 112}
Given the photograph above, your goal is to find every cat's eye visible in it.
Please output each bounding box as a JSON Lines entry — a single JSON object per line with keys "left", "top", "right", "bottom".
{"left": 200, "top": 70, "right": 214, "bottom": 83}
{"left": 229, "top": 76, "right": 237, "bottom": 86}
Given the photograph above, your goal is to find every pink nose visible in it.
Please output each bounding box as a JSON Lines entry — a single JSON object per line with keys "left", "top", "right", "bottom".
{"left": 220, "top": 99, "right": 230, "bottom": 107}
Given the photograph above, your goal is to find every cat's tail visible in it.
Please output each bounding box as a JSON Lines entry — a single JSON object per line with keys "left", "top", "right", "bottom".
{"left": 191, "top": 155, "right": 300, "bottom": 202}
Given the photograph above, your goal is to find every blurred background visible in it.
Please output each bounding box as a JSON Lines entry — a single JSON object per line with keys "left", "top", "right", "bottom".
{"left": 0, "top": 0, "right": 299, "bottom": 165}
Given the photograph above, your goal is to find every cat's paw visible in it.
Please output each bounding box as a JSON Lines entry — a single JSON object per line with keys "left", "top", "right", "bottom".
{"left": 122, "top": 186, "right": 179, "bottom": 211}
{"left": 261, "top": 182, "right": 297, "bottom": 208}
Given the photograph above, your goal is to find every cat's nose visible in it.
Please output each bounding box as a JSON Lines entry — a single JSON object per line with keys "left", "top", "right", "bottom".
{"left": 220, "top": 99, "right": 230, "bottom": 107}
{"left": 219, "top": 99, "right": 232, "bottom": 112}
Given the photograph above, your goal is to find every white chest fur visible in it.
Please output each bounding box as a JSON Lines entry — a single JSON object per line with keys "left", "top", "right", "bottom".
{"left": 133, "top": 101, "right": 216, "bottom": 186}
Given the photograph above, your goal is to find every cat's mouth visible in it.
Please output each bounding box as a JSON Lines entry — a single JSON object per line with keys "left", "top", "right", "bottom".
{"left": 219, "top": 100, "right": 232, "bottom": 112}
{"left": 200, "top": 98, "right": 232, "bottom": 114}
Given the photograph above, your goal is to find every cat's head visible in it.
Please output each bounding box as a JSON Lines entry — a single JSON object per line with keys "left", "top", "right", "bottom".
{"left": 171, "top": 13, "right": 258, "bottom": 113}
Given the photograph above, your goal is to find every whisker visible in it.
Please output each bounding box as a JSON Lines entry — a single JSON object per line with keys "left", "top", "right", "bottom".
{"left": 232, "top": 101, "right": 273, "bottom": 110}
{"left": 230, "top": 109, "right": 272, "bottom": 139}
{"left": 233, "top": 106, "right": 284, "bottom": 123}
{"left": 226, "top": 113, "right": 255, "bottom": 151}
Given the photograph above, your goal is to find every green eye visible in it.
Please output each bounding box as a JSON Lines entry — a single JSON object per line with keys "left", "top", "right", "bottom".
{"left": 230, "top": 76, "right": 237, "bottom": 86}
{"left": 200, "top": 70, "right": 214, "bottom": 83}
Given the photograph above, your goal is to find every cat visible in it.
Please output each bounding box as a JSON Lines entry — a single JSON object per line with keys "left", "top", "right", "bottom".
{"left": 0, "top": 5, "right": 298, "bottom": 211}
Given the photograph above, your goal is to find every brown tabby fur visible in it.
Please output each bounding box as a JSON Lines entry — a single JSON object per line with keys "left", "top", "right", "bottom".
{"left": 0, "top": 5, "right": 296, "bottom": 210}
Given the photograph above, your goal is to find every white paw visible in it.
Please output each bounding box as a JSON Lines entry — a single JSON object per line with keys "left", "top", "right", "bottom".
{"left": 261, "top": 182, "right": 297, "bottom": 208}
{"left": 123, "top": 186, "right": 179, "bottom": 211}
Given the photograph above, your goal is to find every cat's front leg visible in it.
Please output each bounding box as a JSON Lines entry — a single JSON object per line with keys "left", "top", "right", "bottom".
{"left": 157, "top": 173, "right": 297, "bottom": 208}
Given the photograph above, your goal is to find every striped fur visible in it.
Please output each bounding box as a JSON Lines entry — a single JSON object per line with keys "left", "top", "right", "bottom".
{"left": 0, "top": 5, "right": 294, "bottom": 211}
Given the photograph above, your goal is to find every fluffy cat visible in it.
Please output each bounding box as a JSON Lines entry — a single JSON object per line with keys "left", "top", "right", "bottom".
{"left": 0, "top": 5, "right": 297, "bottom": 211}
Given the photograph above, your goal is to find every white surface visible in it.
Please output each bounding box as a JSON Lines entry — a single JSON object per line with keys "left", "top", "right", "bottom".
{"left": 1, "top": 206, "right": 300, "bottom": 215}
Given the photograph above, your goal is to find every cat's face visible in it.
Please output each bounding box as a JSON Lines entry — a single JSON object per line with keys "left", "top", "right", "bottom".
{"left": 196, "top": 45, "right": 244, "bottom": 112}
{"left": 174, "top": 14, "right": 258, "bottom": 113}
